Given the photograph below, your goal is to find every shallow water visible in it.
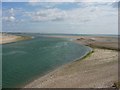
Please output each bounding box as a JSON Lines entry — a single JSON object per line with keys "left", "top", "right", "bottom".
{"left": 2, "top": 34, "right": 91, "bottom": 88}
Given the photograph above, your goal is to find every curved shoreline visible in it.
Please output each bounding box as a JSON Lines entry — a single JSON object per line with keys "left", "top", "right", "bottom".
{"left": 24, "top": 49, "right": 93, "bottom": 88}
{"left": 20, "top": 40, "right": 93, "bottom": 88}
{"left": 24, "top": 48, "right": 118, "bottom": 88}
{"left": 2, "top": 34, "right": 118, "bottom": 88}
{"left": 2, "top": 34, "right": 93, "bottom": 88}
{"left": 0, "top": 33, "right": 32, "bottom": 45}
{"left": 24, "top": 35, "right": 118, "bottom": 88}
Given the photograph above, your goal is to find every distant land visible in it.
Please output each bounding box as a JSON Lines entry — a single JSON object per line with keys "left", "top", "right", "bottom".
{"left": 0, "top": 32, "right": 32, "bottom": 44}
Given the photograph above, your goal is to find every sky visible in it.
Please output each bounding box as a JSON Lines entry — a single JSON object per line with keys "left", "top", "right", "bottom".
{"left": 2, "top": 0, "right": 119, "bottom": 34}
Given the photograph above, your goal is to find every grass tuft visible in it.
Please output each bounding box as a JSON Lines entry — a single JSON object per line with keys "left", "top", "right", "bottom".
{"left": 112, "top": 82, "right": 120, "bottom": 88}
{"left": 81, "top": 50, "right": 94, "bottom": 60}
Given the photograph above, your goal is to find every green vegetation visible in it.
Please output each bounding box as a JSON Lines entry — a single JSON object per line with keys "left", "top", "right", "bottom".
{"left": 81, "top": 50, "right": 94, "bottom": 60}
{"left": 112, "top": 82, "right": 120, "bottom": 88}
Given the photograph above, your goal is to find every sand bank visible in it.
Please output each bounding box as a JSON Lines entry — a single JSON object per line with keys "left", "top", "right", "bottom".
{"left": 0, "top": 33, "right": 31, "bottom": 44}
{"left": 25, "top": 35, "right": 118, "bottom": 88}
{"left": 48, "top": 35, "right": 119, "bottom": 50}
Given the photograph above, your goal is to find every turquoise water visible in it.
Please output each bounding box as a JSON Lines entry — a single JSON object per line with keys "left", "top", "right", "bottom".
{"left": 2, "top": 34, "right": 91, "bottom": 88}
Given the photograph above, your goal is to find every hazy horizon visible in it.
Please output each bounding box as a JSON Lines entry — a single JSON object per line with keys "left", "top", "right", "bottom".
{"left": 2, "top": 1, "right": 118, "bottom": 34}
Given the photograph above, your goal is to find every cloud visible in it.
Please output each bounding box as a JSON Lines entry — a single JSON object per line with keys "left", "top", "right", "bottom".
{"left": 75, "top": 0, "right": 118, "bottom": 2}
{"left": 3, "top": 2, "right": 117, "bottom": 24}
{"left": 2, "top": 0, "right": 119, "bottom": 2}
{"left": 28, "top": 2, "right": 63, "bottom": 9}
{"left": 28, "top": 0, "right": 75, "bottom": 3}
{"left": 2, "top": 7, "right": 27, "bottom": 23}
{"left": 28, "top": 8, "right": 66, "bottom": 22}
{"left": 3, "top": 16, "right": 16, "bottom": 22}
{"left": 2, "top": 2, "right": 118, "bottom": 34}
{"left": 112, "top": 2, "right": 119, "bottom": 8}
{"left": 26, "top": 2, "right": 117, "bottom": 24}
{"left": 8, "top": 8, "right": 15, "bottom": 16}
{"left": 2, "top": 8, "right": 16, "bottom": 22}
{"left": 2, "top": 8, "right": 22, "bottom": 16}
{"left": 28, "top": 0, "right": 119, "bottom": 8}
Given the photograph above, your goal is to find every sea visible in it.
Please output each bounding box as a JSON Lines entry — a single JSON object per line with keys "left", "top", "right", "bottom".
{"left": 2, "top": 33, "right": 92, "bottom": 88}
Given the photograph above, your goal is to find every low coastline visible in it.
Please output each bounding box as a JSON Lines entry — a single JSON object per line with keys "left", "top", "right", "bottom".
{"left": 24, "top": 35, "right": 119, "bottom": 88}
{"left": 0, "top": 33, "right": 32, "bottom": 44}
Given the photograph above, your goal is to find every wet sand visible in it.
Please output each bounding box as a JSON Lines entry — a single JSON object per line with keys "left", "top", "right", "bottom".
{"left": 25, "top": 35, "right": 119, "bottom": 88}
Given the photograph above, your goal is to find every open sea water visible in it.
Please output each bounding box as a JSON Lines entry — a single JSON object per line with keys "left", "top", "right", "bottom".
{"left": 2, "top": 34, "right": 91, "bottom": 88}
